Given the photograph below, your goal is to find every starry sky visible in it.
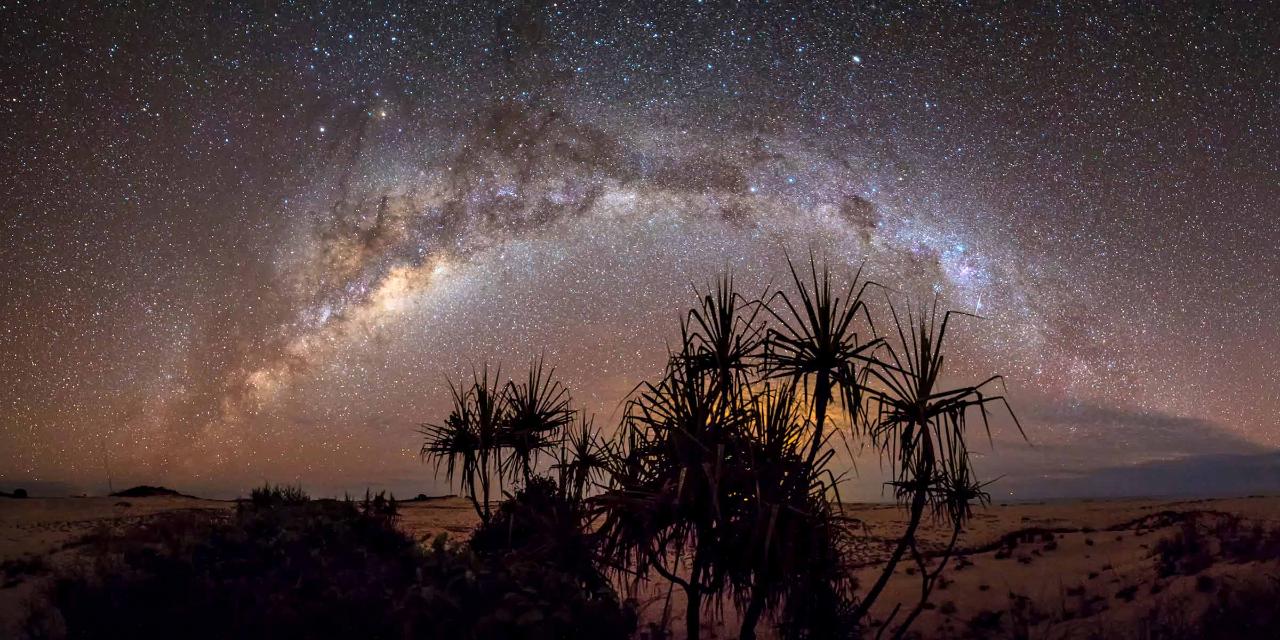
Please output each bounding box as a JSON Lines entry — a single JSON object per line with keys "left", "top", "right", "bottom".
{"left": 2, "top": 1, "right": 1278, "bottom": 499}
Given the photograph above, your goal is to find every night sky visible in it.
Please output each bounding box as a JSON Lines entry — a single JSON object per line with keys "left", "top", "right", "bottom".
{"left": 2, "top": 2, "right": 1277, "bottom": 499}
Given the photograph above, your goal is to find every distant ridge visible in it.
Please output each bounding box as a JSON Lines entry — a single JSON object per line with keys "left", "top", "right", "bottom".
{"left": 110, "top": 485, "right": 200, "bottom": 499}
{"left": 403, "top": 493, "right": 457, "bottom": 502}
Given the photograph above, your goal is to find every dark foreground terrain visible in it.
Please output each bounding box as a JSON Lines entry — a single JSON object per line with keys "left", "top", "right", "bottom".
{"left": 2, "top": 492, "right": 1278, "bottom": 639}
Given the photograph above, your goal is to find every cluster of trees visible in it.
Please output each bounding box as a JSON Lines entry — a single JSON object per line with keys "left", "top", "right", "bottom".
{"left": 421, "top": 256, "right": 1021, "bottom": 640}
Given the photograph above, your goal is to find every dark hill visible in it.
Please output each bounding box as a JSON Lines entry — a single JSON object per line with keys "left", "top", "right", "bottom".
{"left": 109, "top": 485, "right": 198, "bottom": 499}
{"left": 404, "top": 493, "right": 456, "bottom": 502}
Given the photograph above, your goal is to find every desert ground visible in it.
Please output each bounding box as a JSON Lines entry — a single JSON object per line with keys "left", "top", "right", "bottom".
{"left": 2, "top": 494, "right": 1277, "bottom": 638}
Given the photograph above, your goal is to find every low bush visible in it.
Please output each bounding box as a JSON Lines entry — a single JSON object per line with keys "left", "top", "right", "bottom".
{"left": 468, "top": 476, "right": 604, "bottom": 589}
{"left": 1153, "top": 515, "right": 1280, "bottom": 577}
{"left": 23, "top": 494, "right": 634, "bottom": 640}
{"left": 1137, "top": 577, "right": 1280, "bottom": 640}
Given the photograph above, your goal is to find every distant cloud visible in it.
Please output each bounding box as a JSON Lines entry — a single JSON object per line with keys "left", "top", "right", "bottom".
{"left": 967, "top": 399, "right": 1277, "bottom": 499}
{"left": 835, "top": 398, "right": 1275, "bottom": 501}
{"left": 1005, "top": 452, "right": 1280, "bottom": 499}
{"left": 1026, "top": 400, "right": 1265, "bottom": 458}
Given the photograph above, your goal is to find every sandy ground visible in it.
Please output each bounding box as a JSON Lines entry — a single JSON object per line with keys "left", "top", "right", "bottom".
{"left": 0, "top": 496, "right": 232, "bottom": 633}
{"left": 844, "top": 496, "right": 1280, "bottom": 639}
{"left": 2, "top": 494, "right": 1277, "bottom": 638}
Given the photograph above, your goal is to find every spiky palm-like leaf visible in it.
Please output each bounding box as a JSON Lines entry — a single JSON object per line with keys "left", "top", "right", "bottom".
{"left": 680, "top": 272, "right": 768, "bottom": 395}
{"left": 762, "top": 253, "right": 882, "bottom": 469}
{"left": 553, "top": 414, "right": 614, "bottom": 503}
{"left": 501, "top": 357, "right": 575, "bottom": 483}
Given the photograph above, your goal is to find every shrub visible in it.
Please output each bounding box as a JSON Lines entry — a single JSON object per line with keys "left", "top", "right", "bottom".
{"left": 967, "top": 610, "right": 1003, "bottom": 633}
{"left": 468, "top": 476, "right": 603, "bottom": 589}
{"left": 1137, "top": 577, "right": 1280, "bottom": 640}
{"left": 1, "top": 554, "right": 47, "bottom": 588}
{"left": 411, "top": 535, "right": 636, "bottom": 640}
{"left": 1193, "top": 578, "right": 1280, "bottom": 639}
{"left": 1153, "top": 515, "right": 1280, "bottom": 578}
{"left": 23, "top": 495, "right": 634, "bottom": 640}
{"left": 1155, "top": 520, "right": 1213, "bottom": 577}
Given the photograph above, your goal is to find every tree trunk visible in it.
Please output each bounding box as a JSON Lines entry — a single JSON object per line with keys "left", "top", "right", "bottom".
{"left": 852, "top": 432, "right": 934, "bottom": 625}
{"left": 685, "top": 583, "right": 702, "bottom": 640}
{"left": 685, "top": 555, "right": 706, "bottom": 640}
{"left": 806, "top": 370, "right": 832, "bottom": 469}
{"left": 739, "top": 586, "right": 767, "bottom": 640}
{"left": 892, "top": 525, "right": 961, "bottom": 639}
{"left": 854, "top": 486, "right": 925, "bottom": 624}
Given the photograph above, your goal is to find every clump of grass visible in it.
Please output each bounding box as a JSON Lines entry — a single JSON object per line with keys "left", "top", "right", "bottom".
{"left": 246, "top": 482, "right": 309, "bottom": 507}
{"left": 1135, "top": 577, "right": 1280, "bottom": 640}
{"left": 1153, "top": 514, "right": 1280, "bottom": 578}
{"left": 1, "top": 554, "right": 48, "bottom": 587}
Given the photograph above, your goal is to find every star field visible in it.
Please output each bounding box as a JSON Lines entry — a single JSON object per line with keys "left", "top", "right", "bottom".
{"left": 2, "top": 1, "right": 1277, "bottom": 498}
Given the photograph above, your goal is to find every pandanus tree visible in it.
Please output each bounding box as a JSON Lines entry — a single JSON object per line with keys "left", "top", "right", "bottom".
{"left": 597, "top": 266, "right": 1019, "bottom": 640}
{"left": 732, "top": 382, "right": 858, "bottom": 640}
{"left": 419, "top": 358, "right": 578, "bottom": 524}
{"left": 599, "top": 275, "right": 858, "bottom": 640}
{"left": 680, "top": 273, "right": 767, "bottom": 399}
{"left": 501, "top": 357, "right": 575, "bottom": 483}
{"left": 553, "top": 414, "right": 615, "bottom": 504}
{"left": 851, "top": 300, "right": 1024, "bottom": 639}
{"left": 598, "top": 347, "right": 752, "bottom": 640}
{"left": 419, "top": 365, "right": 507, "bottom": 524}
{"left": 597, "top": 275, "right": 764, "bottom": 640}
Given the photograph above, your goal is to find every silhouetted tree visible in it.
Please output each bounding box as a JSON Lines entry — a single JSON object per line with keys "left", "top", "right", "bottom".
{"left": 731, "top": 382, "right": 858, "bottom": 640}
{"left": 501, "top": 356, "right": 575, "bottom": 483}
{"left": 851, "top": 300, "right": 1023, "bottom": 638}
{"left": 597, "top": 345, "right": 751, "bottom": 640}
{"left": 422, "top": 257, "right": 1021, "bottom": 640}
{"left": 554, "top": 414, "right": 615, "bottom": 504}
{"left": 419, "top": 365, "right": 507, "bottom": 523}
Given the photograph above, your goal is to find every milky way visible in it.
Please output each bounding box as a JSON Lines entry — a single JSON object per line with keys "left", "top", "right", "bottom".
{"left": 2, "top": 2, "right": 1277, "bottom": 498}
